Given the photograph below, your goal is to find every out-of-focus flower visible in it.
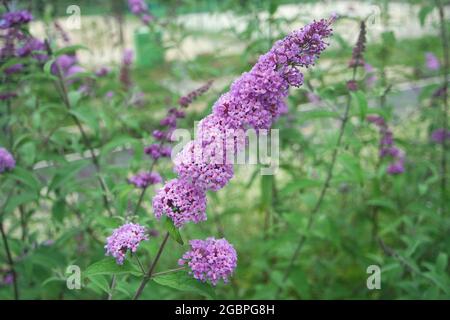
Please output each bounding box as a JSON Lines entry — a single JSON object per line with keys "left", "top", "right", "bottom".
{"left": 0, "top": 10, "right": 33, "bottom": 29}
{"left": 431, "top": 128, "right": 450, "bottom": 143}
{"left": 348, "top": 21, "right": 366, "bottom": 68}
{"left": 127, "top": 0, "right": 154, "bottom": 25}
{"left": 95, "top": 66, "right": 110, "bottom": 77}
{"left": 306, "top": 92, "right": 321, "bottom": 105}
{"left": 347, "top": 80, "right": 358, "bottom": 91}
{"left": 120, "top": 49, "right": 134, "bottom": 90}
{"left": 178, "top": 237, "right": 237, "bottom": 286}
{"left": 364, "top": 63, "right": 377, "bottom": 87}
{"left": 367, "top": 115, "right": 406, "bottom": 175}
{"left": 178, "top": 80, "right": 213, "bottom": 108}
{"left": 128, "top": 171, "right": 162, "bottom": 188}
{"left": 105, "top": 223, "right": 148, "bottom": 264}
{"left": 0, "top": 147, "right": 15, "bottom": 173}
{"left": 425, "top": 52, "right": 440, "bottom": 71}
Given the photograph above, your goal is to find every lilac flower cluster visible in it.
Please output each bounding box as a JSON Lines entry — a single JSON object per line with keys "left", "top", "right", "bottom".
{"left": 431, "top": 128, "right": 450, "bottom": 144}
{"left": 0, "top": 147, "right": 15, "bottom": 173}
{"left": 153, "top": 18, "right": 333, "bottom": 228}
{"left": 425, "top": 52, "right": 440, "bottom": 71}
{"left": 105, "top": 223, "right": 148, "bottom": 264}
{"left": 120, "top": 49, "right": 134, "bottom": 90}
{"left": 367, "top": 115, "right": 405, "bottom": 175}
{"left": 128, "top": 171, "right": 162, "bottom": 189}
{"left": 152, "top": 178, "right": 207, "bottom": 228}
{"left": 178, "top": 238, "right": 237, "bottom": 286}
{"left": 128, "top": 0, "right": 154, "bottom": 26}
{"left": 51, "top": 54, "right": 84, "bottom": 82}
{"left": 0, "top": 9, "right": 48, "bottom": 99}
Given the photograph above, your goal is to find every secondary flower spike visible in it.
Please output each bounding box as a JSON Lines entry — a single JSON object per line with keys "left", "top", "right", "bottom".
{"left": 105, "top": 223, "right": 148, "bottom": 264}
{"left": 0, "top": 147, "right": 15, "bottom": 173}
{"left": 179, "top": 237, "right": 237, "bottom": 286}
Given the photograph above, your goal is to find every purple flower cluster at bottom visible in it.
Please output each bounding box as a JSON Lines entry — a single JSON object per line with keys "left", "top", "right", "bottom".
{"left": 178, "top": 238, "right": 237, "bottom": 286}
{"left": 152, "top": 179, "right": 207, "bottom": 228}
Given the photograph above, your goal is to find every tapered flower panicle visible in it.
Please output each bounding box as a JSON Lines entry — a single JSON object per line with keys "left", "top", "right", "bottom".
{"left": 179, "top": 237, "right": 237, "bottom": 286}
{"left": 367, "top": 115, "right": 405, "bottom": 175}
{"left": 105, "top": 223, "right": 148, "bottom": 264}
{"left": 0, "top": 147, "right": 15, "bottom": 173}
{"left": 152, "top": 179, "right": 207, "bottom": 228}
{"left": 128, "top": 172, "right": 162, "bottom": 189}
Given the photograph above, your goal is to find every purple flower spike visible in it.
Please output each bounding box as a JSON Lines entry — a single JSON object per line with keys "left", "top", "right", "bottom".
{"left": 128, "top": 172, "right": 162, "bottom": 189}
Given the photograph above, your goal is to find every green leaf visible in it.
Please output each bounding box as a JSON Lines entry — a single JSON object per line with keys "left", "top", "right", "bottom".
{"left": 54, "top": 44, "right": 90, "bottom": 56}
{"left": 85, "top": 258, "right": 142, "bottom": 277}
{"left": 299, "top": 110, "right": 339, "bottom": 121}
{"left": 48, "top": 162, "right": 87, "bottom": 193}
{"left": 152, "top": 271, "right": 216, "bottom": 299}
{"left": 4, "top": 192, "right": 38, "bottom": 214}
{"left": 6, "top": 166, "right": 41, "bottom": 192}
{"left": 260, "top": 175, "right": 273, "bottom": 210}
{"left": 43, "top": 58, "right": 55, "bottom": 75}
{"left": 164, "top": 217, "right": 184, "bottom": 245}
{"left": 418, "top": 5, "right": 434, "bottom": 26}
{"left": 52, "top": 199, "right": 66, "bottom": 223}
{"left": 68, "top": 90, "right": 82, "bottom": 107}
{"left": 68, "top": 108, "right": 99, "bottom": 136}
{"left": 100, "top": 136, "right": 139, "bottom": 159}
{"left": 282, "top": 179, "right": 323, "bottom": 194}
{"left": 351, "top": 91, "right": 368, "bottom": 121}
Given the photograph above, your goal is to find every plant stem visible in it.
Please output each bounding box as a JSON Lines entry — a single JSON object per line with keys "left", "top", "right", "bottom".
{"left": 133, "top": 232, "right": 170, "bottom": 300}
{"left": 436, "top": 0, "right": 449, "bottom": 214}
{"left": 276, "top": 46, "right": 361, "bottom": 299}
{"left": 0, "top": 222, "right": 19, "bottom": 300}
{"left": 107, "top": 275, "right": 116, "bottom": 300}
{"left": 45, "top": 40, "right": 113, "bottom": 217}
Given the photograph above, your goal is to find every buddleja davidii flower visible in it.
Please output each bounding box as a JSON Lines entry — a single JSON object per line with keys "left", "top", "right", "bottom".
{"left": 105, "top": 223, "right": 148, "bottom": 264}
{"left": 128, "top": 171, "right": 162, "bottom": 189}
{"left": 179, "top": 80, "right": 213, "bottom": 108}
{"left": 214, "top": 18, "right": 334, "bottom": 131}
{"left": 178, "top": 237, "right": 237, "bottom": 286}
{"left": 0, "top": 147, "right": 15, "bottom": 173}
{"left": 367, "top": 115, "right": 405, "bottom": 175}
{"left": 430, "top": 128, "right": 450, "bottom": 144}
{"left": 127, "top": 0, "right": 154, "bottom": 26}
{"left": 152, "top": 178, "right": 207, "bottom": 228}
{"left": 0, "top": 10, "right": 33, "bottom": 29}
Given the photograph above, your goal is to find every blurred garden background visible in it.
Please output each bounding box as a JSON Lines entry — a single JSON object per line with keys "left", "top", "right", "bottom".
{"left": 0, "top": 0, "right": 449, "bottom": 299}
